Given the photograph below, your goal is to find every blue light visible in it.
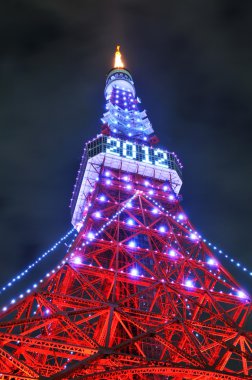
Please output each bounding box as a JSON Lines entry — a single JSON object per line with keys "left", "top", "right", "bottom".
{"left": 73, "top": 257, "right": 82, "bottom": 265}
{"left": 169, "top": 249, "right": 176, "bottom": 257}
{"left": 190, "top": 233, "right": 197, "bottom": 241}
{"left": 163, "top": 185, "right": 168, "bottom": 191}
{"left": 237, "top": 290, "right": 247, "bottom": 299}
{"left": 100, "top": 195, "right": 106, "bottom": 202}
{"left": 105, "top": 171, "right": 110, "bottom": 177}
{"left": 88, "top": 232, "right": 94, "bottom": 240}
{"left": 127, "top": 219, "right": 134, "bottom": 226}
{"left": 152, "top": 208, "right": 158, "bottom": 214}
{"left": 128, "top": 241, "right": 136, "bottom": 248}
{"left": 178, "top": 213, "right": 184, "bottom": 220}
{"left": 159, "top": 226, "right": 166, "bottom": 233}
{"left": 185, "top": 280, "right": 193, "bottom": 288}
{"left": 130, "top": 268, "right": 138, "bottom": 276}
{"left": 207, "top": 258, "right": 217, "bottom": 266}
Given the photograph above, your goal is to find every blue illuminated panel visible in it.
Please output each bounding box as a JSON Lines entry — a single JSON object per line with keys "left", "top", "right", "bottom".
{"left": 86, "top": 136, "right": 182, "bottom": 179}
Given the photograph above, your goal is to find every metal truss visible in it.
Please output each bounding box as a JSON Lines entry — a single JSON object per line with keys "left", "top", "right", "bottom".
{"left": 0, "top": 167, "right": 252, "bottom": 379}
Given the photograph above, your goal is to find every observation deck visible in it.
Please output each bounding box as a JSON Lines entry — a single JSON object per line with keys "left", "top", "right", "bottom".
{"left": 70, "top": 135, "right": 182, "bottom": 228}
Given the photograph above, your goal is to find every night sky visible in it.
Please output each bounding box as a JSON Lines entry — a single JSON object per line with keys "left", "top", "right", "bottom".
{"left": 0, "top": 0, "right": 252, "bottom": 303}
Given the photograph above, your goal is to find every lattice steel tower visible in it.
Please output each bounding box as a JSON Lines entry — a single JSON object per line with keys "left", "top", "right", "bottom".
{"left": 0, "top": 46, "right": 252, "bottom": 379}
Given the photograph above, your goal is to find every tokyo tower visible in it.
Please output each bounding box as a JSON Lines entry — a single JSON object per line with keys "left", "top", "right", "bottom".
{"left": 1, "top": 46, "right": 252, "bottom": 379}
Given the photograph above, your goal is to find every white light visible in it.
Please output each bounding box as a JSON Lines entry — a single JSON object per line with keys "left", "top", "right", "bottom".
{"left": 149, "top": 190, "right": 154, "bottom": 195}
{"left": 169, "top": 249, "right": 176, "bottom": 257}
{"left": 45, "top": 309, "right": 50, "bottom": 314}
{"left": 144, "top": 181, "right": 149, "bottom": 186}
{"left": 126, "top": 184, "right": 132, "bottom": 189}
{"left": 88, "top": 232, "right": 94, "bottom": 240}
{"left": 163, "top": 185, "right": 168, "bottom": 191}
{"left": 190, "top": 233, "right": 198, "bottom": 241}
{"left": 238, "top": 290, "right": 247, "bottom": 299}
{"left": 126, "top": 202, "right": 132, "bottom": 208}
{"left": 178, "top": 213, "right": 184, "bottom": 220}
{"left": 106, "top": 179, "right": 111, "bottom": 185}
{"left": 73, "top": 257, "right": 82, "bottom": 265}
{"left": 185, "top": 280, "right": 193, "bottom": 288}
{"left": 130, "top": 268, "right": 138, "bottom": 276}
{"left": 152, "top": 208, "right": 158, "bottom": 214}
{"left": 127, "top": 219, "right": 134, "bottom": 226}
{"left": 123, "top": 176, "right": 128, "bottom": 181}
{"left": 159, "top": 226, "right": 166, "bottom": 233}
{"left": 169, "top": 195, "right": 175, "bottom": 200}
{"left": 207, "top": 258, "right": 217, "bottom": 266}
{"left": 128, "top": 241, "right": 136, "bottom": 248}
{"left": 100, "top": 195, "right": 106, "bottom": 202}
{"left": 95, "top": 211, "right": 101, "bottom": 218}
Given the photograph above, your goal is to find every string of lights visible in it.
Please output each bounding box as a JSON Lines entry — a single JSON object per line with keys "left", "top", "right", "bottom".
{"left": 1, "top": 186, "right": 250, "bottom": 311}
{"left": 145, "top": 193, "right": 252, "bottom": 279}
{"left": 0, "top": 228, "right": 76, "bottom": 296}
{"left": 1, "top": 192, "right": 139, "bottom": 312}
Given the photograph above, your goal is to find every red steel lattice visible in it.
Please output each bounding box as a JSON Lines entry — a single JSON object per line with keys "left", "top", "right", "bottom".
{"left": 0, "top": 48, "right": 252, "bottom": 379}
{"left": 0, "top": 169, "right": 252, "bottom": 379}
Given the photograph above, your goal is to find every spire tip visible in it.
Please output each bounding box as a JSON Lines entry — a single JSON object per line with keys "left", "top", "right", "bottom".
{"left": 114, "top": 45, "right": 124, "bottom": 68}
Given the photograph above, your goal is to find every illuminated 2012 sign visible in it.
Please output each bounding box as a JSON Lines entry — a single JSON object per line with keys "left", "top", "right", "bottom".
{"left": 105, "top": 137, "right": 172, "bottom": 169}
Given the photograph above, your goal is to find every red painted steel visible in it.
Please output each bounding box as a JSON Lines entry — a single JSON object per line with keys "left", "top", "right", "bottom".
{"left": 0, "top": 168, "right": 251, "bottom": 379}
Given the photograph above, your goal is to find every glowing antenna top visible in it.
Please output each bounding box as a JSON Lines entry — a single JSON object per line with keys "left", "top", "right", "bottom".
{"left": 114, "top": 45, "right": 124, "bottom": 68}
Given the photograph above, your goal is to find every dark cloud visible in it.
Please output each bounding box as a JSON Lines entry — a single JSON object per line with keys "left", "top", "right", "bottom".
{"left": 0, "top": 0, "right": 252, "bottom": 302}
